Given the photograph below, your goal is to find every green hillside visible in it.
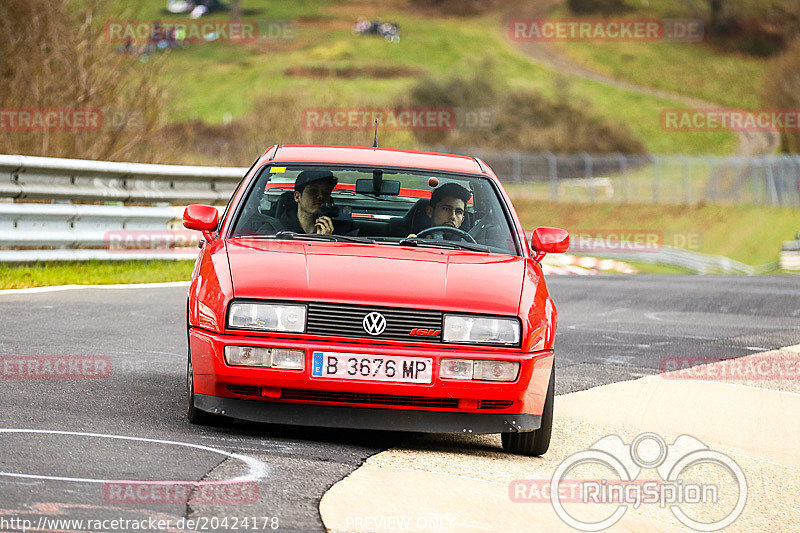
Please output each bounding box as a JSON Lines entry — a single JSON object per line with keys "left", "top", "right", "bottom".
{"left": 102, "top": 0, "right": 750, "bottom": 157}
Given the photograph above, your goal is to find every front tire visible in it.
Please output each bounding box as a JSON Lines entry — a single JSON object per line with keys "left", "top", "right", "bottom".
{"left": 186, "top": 342, "right": 230, "bottom": 426}
{"left": 501, "top": 365, "right": 554, "bottom": 456}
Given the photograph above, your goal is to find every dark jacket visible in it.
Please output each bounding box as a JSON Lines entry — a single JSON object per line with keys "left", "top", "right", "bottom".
{"left": 257, "top": 208, "right": 355, "bottom": 235}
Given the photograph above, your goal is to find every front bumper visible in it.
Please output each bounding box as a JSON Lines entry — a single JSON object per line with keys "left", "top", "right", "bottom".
{"left": 189, "top": 327, "right": 554, "bottom": 423}
{"left": 195, "top": 394, "right": 542, "bottom": 434}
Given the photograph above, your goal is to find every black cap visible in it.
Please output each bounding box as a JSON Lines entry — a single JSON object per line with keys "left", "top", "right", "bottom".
{"left": 294, "top": 170, "right": 338, "bottom": 193}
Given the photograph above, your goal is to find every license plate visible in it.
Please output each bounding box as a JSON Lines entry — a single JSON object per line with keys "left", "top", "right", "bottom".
{"left": 311, "top": 351, "right": 433, "bottom": 384}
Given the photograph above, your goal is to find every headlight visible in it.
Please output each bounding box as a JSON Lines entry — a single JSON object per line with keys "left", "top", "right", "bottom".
{"left": 443, "top": 314, "right": 520, "bottom": 346}
{"left": 228, "top": 302, "right": 307, "bottom": 332}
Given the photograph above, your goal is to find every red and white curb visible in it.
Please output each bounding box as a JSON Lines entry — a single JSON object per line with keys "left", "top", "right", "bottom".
{"left": 541, "top": 254, "right": 636, "bottom": 275}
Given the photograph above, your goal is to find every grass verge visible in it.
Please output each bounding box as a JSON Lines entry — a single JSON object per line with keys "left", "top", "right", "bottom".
{"left": 512, "top": 199, "right": 799, "bottom": 266}
{"left": 547, "top": 2, "right": 767, "bottom": 110}
{"left": 0, "top": 260, "right": 194, "bottom": 289}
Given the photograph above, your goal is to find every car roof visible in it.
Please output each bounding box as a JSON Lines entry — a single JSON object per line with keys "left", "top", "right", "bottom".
{"left": 263, "top": 145, "right": 487, "bottom": 175}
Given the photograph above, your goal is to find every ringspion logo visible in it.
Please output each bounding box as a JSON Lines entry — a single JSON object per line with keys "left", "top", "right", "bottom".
{"left": 518, "top": 433, "right": 747, "bottom": 531}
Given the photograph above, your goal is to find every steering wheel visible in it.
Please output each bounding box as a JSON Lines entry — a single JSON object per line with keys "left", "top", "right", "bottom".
{"left": 415, "top": 225, "right": 478, "bottom": 244}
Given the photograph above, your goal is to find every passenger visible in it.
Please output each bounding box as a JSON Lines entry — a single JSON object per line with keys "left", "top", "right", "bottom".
{"left": 254, "top": 170, "right": 356, "bottom": 236}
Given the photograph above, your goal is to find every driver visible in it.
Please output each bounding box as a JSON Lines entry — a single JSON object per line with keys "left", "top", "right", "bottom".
{"left": 409, "top": 182, "right": 472, "bottom": 239}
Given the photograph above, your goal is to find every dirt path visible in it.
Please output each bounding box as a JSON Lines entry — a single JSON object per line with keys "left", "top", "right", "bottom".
{"left": 503, "top": 0, "right": 779, "bottom": 155}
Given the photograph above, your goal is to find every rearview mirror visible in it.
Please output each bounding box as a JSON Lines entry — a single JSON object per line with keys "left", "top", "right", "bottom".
{"left": 183, "top": 204, "right": 219, "bottom": 240}
{"left": 531, "top": 227, "right": 569, "bottom": 261}
{"left": 355, "top": 178, "right": 400, "bottom": 195}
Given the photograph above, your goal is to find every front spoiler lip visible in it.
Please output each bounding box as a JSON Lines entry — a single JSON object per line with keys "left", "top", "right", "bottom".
{"left": 195, "top": 394, "right": 541, "bottom": 434}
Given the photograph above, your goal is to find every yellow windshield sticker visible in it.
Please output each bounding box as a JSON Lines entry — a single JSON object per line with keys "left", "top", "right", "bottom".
{"left": 270, "top": 166, "right": 286, "bottom": 173}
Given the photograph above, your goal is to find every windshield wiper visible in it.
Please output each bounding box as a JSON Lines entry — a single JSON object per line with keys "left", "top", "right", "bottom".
{"left": 397, "top": 238, "right": 489, "bottom": 252}
{"left": 274, "top": 231, "right": 375, "bottom": 244}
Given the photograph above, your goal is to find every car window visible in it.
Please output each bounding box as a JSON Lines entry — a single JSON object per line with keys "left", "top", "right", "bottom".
{"left": 228, "top": 165, "right": 519, "bottom": 255}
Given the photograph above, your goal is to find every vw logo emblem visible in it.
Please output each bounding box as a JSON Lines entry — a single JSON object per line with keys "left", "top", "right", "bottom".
{"left": 362, "top": 312, "right": 387, "bottom": 336}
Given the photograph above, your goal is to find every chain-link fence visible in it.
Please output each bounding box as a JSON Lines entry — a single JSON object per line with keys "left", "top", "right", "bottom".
{"left": 466, "top": 151, "right": 800, "bottom": 207}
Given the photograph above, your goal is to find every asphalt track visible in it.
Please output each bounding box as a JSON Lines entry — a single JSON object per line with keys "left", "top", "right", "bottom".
{"left": 0, "top": 275, "right": 798, "bottom": 532}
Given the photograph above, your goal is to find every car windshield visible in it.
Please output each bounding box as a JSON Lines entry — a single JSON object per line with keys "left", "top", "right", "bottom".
{"left": 228, "top": 165, "right": 520, "bottom": 255}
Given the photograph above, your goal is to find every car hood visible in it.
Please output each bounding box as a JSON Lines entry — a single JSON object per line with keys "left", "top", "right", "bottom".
{"left": 226, "top": 239, "right": 526, "bottom": 315}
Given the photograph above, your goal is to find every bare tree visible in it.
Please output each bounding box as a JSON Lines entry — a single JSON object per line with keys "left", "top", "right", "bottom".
{"left": 762, "top": 40, "right": 800, "bottom": 153}
{"left": 709, "top": 0, "right": 725, "bottom": 31}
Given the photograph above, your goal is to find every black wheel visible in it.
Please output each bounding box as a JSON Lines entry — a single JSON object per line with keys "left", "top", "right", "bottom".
{"left": 186, "top": 340, "right": 230, "bottom": 426}
{"left": 501, "top": 365, "right": 554, "bottom": 456}
{"left": 415, "top": 225, "right": 478, "bottom": 244}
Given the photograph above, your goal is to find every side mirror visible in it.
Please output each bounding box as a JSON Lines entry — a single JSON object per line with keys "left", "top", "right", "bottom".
{"left": 531, "top": 227, "right": 569, "bottom": 262}
{"left": 183, "top": 204, "right": 219, "bottom": 241}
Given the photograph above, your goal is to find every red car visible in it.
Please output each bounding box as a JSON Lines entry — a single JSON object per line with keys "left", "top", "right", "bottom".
{"left": 184, "top": 145, "right": 568, "bottom": 455}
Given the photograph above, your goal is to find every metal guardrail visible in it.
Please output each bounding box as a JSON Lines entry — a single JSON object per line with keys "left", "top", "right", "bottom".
{"left": 0, "top": 249, "right": 198, "bottom": 262}
{"left": 581, "top": 245, "right": 773, "bottom": 275}
{"left": 0, "top": 154, "right": 238, "bottom": 262}
{"left": 0, "top": 154, "right": 246, "bottom": 203}
{"left": 0, "top": 202, "right": 220, "bottom": 262}
{"left": 0, "top": 203, "right": 184, "bottom": 247}
{"left": 0, "top": 154, "right": 787, "bottom": 272}
{"left": 780, "top": 239, "right": 800, "bottom": 271}
{"left": 467, "top": 151, "right": 800, "bottom": 207}
{"left": 780, "top": 252, "right": 800, "bottom": 271}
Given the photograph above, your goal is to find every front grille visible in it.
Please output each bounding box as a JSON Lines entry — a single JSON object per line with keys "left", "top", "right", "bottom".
{"left": 478, "top": 400, "right": 514, "bottom": 409}
{"left": 306, "top": 302, "right": 443, "bottom": 342}
{"left": 226, "top": 384, "right": 261, "bottom": 396}
{"left": 281, "top": 388, "right": 459, "bottom": 408}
